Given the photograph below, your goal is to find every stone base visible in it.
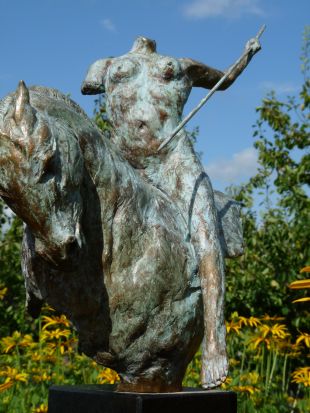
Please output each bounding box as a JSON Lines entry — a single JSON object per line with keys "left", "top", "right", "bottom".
{"left": 48, "top": 384, "right": 237, "bottom": 413}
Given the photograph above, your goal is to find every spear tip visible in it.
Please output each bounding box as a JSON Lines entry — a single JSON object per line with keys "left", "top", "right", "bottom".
{"left": 257, "top": 24, "right": 267, "bottom": 39}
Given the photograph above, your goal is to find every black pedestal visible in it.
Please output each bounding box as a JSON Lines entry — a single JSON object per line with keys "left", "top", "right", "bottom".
{"left": 48, "top": 384, "right": 237, "bottom": 413}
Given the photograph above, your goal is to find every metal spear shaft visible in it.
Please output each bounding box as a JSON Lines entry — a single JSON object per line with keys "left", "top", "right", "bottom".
{"left": 157, "top": 24, "right": 266, "bottom": 152}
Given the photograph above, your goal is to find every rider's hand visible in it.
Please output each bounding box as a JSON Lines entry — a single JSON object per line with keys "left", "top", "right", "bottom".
{"left": 245, "top": 37, "right": 261, "bottom": 55}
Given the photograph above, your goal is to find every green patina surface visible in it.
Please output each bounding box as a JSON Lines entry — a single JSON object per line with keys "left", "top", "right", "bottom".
{"left": 0, "top": 35, "right": 255, "bottom": 391}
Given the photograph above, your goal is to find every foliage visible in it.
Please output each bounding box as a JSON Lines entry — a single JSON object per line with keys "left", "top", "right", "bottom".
{"left": 93, "top": 94, "right": 112, "bottom": 136}
{"left": 0, "top": 203, "right": 28, "bottom": 337}
{"left": 184, "top": 313, "right": 310, "bottom": 412}
{"left": 289, "top": 266, "right": 310, "bottom": 303}
{"left": 225, "top": 27, "right": 310, "bottom": 328}
{"left": 0, "top": 310, "right": 308, "bottom": 412}
{"left": 0, "top": 307, "right": 119, "bottom": 413}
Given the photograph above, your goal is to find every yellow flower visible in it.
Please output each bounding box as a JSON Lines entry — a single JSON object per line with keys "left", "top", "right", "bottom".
{"left": 250, "top": 336, "right": 271, "bottom": 350}
{"left": 41, "top": 328, "right": 71, "bottom": 341}
{"left": 238, "top": 316, "right": 261, "bottom": 328}
{"left": 247, "top": 316, "right": 261, "bottom": 327}
{"left": 291, "top": 366, "right": 310, "bottom": 387}
{"left": 43, "top": 354, "right": 57, "bottom": 364}
{"left": 292, "top": 297, "right": 310, "bottom": 303}
{"left": 270, "top": 324, "right": 290, "bottom": 339}
{"left": 259, "top": 324, "right": 271, "bottom": 338}
{"left": 259, "top": 323, "right": 289, "bottom": 339}
{"left": 289, "top": 279, "right": 310, "bottom": 289}
{"left": 32, "top": 403, "right": 48, "bottom": 413}
{"left": 226, "top": 321, "right": 241, "bottom": 335}
{"left": 0, "top": 331, "right": 21, "bottom": 353}
{"left": 286, "top": 395, "right": 296, "bottom": 405}
{"left": 296, "top": 332, "right": 310, "bottom": 348}
{"left": 250, "top": 324, "right": 271, "bottom": 348}
{"left": 41, "top": 304, "right": 56, "bottom": 313}
{"left": 32, "top": 372, "right": 52, "bottom": 383}
{"left": 260, "top": 314, "right": 285, "bottom": 322}
{"left": 0, "top": 286, "right": 8, "bottom": 300}
{"left": 240, "top": 371, "right": 259, "bottom": 385}
{"left": 42, "top": 314, "right": 71, "bottom": 330}
{"left": 238, "top": 316, "right": 248, "bottom": 326}
{"left": 220, "top": 376, "right": 232, "bottom": 390}
{"left": 1, "top": 331, "right": 34, "bottom": 353}
{"left": 0, "top": 367, "right": 28, "bottom": 383}
{"left": 47, "top": 336, "right": 77, "bottom": 354}
{"left": 231, "top": 385, "right": 257, "bottom": 395}
{"left": 289, "top": 267, "right": 310, "bottom": 303}
{"left": 250, "top": 322, "right": 289, "bottom": 350}
{"left": 0, "top": 379, "right": 14, "bottom": 393}
{"left": 229, "top": 358, "right": 240, "bottom": 367}
{"left": 31, "top": 352, "right": 43, "bottom": 362}
{"left": 96, "top": 368, "right": 120, "bottom": 384}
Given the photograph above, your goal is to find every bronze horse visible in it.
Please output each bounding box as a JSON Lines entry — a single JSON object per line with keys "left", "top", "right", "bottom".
{"left": 0, "top": 79, "right": 243, "bottom": 391}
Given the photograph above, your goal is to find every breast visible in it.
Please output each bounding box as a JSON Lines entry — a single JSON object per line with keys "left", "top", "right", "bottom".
{"left": 105, "top": 54, "right": 191, "bottom": 167}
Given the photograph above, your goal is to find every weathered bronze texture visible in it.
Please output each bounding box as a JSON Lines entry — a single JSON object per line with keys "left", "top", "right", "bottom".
{"left": 81, "top": 35, "right": 259, "bottom": 389}
{"left": 0, "top": 34, "right": 259, "bottom": 392}
{"left": 0, "top": 82, "right": 202, "bottom": 392}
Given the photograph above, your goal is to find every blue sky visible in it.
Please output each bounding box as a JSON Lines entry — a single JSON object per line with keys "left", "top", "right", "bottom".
{"left": 0, "top": 0, "right": 309, "bottom": 192}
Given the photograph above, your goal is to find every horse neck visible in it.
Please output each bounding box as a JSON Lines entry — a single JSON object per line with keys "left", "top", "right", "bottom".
{"left": 80, "top": 128, "right": 140, "bottom": 197}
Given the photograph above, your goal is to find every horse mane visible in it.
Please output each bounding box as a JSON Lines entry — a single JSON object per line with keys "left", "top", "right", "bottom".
{"left": 29, "top": 86, "right": 90, "bottom": 121}
{"left": 0, "top": 85, "right": 101, "bottom": 133}
{"left": 0, "top": 84, "right": 111, "bottom": 171}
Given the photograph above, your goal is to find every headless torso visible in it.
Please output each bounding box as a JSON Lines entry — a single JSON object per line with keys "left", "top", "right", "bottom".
{"left": 82, "top": 36, "right": 260, "bottom": 388}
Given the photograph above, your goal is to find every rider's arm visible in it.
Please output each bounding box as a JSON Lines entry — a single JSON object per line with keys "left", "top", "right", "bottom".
{"left": 180, "top": 37, "right": 261, "bottom": 90}
{"left": 81, "top": 58, "right": 113, "bottom": 95}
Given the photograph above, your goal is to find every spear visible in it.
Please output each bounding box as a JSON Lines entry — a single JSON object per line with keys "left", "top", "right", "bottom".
{"left": 157, "top": 24, "right": 266, "bottom": 152}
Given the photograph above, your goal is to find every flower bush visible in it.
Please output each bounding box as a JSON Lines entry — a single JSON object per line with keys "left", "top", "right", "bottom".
{"left": 1, "top": 305, "right": 308, "bottom": 412}
{"left": 0, "top": 305, "right": 119, "bottom": 413}
{"left": 184, "top": 312, "right": 309, "bottom": 413}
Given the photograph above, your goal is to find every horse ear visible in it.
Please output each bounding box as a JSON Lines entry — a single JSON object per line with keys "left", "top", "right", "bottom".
{"left": 14, "top": 80, "right": 36, "bottom": 130}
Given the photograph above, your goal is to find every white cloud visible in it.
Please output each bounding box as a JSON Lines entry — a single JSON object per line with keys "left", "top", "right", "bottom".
{"left": 205, "top": 147, "right": 258, "bottom": 183}
{"left": 183, "top": 0, "right": 264, "bottom": 19}
{"left": 259, "top": 81, "right": 299, "bottom": 95}
{"left": 101, "top": 18, "right": 116, "bottom": 32}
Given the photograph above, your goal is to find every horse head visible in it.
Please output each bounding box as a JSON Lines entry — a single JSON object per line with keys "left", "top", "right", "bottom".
{"left": 0, "top": 81, "right": 84, "bottom": 268}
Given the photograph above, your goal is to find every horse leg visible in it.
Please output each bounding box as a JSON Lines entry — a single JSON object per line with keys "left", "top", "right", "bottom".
{"left": 158, "top": 141, "right": 228, "bottom": 388}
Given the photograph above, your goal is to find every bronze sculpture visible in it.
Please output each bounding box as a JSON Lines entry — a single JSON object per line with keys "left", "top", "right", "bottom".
{"left": 82, "top": 34, "right": 261, "bottom": 388}
{"left": 0, "top": 32, "right": 261, "bottom": 392}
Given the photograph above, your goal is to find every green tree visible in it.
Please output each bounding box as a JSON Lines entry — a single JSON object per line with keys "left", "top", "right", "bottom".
{"left": 93, "top": 94, "right": 112, "bottom": 136}
{"left": 225, "top": 28, "right": 310, "bottom": 330}
{"left": 0, "top": 202, "right": 26, "bottom": 336}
